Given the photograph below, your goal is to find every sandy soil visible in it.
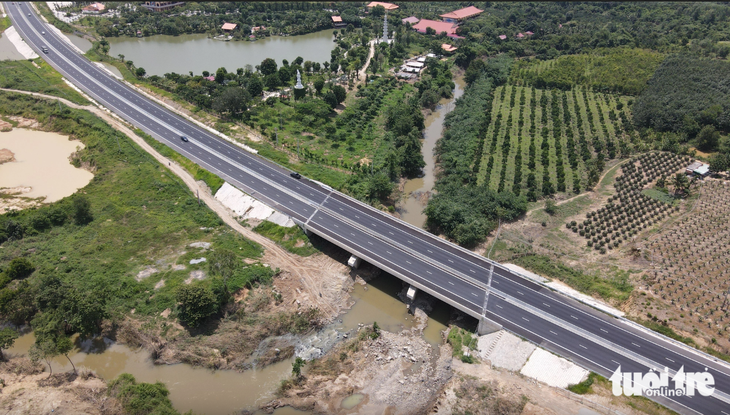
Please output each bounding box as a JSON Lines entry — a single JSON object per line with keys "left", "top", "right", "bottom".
{"left": 0, "top": 357, "right": 123, "bottom": 415}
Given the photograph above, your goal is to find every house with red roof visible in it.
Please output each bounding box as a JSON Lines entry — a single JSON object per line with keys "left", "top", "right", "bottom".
{"left": 366, "top": 2, "right": 399, "bottom": 11}
{"left": 498, "top": 34, "right": 507, "bottom": 40}
{"left": 525, "top": 31, "right": 534, "bottom": 35}
{"left": 221, "top": 23, "right": 237, "bottom": 32}
{"left": 440, "top": 6, "right": 483, "bottom": 23}
{"left": 441, "top": 43, "right": 458, "bottom": 53}
{"left": 331, "top": 15, "right": 346, "bottom": 27}
{"left": 516, "top": 32, "right": 525, "bottom": 39}
{"left": 412, "top": 19, "right": 457, "bottom": 36}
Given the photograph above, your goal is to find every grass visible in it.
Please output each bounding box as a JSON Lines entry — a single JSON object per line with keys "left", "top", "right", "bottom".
{"left": 0, "top": 60, "right": 88, "bottom": 105}
{"left": 567, "top": 372, "right": 598, "bottom": 394}
{"left": 511, "top": 254, "right": 632, "bottom": 302}
{"left": 0, "top": 15, "right": 11, "bottom": 34}
{"left": 447, "top": 326, "right": 478, "bottom": 362}
{"left": 641, "top": 188, "right": 676, "bottom": 205}
{"left": 253, "top": 221, "right": 319, "bottom": 257}
{"left": 0, "top": 91, "right": 264, "bottom": 319}
{"left": 134, "top": 129, "right": 224, "bottom": 193}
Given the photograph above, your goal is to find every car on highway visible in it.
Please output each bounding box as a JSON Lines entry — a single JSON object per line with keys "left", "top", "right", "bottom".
{"left": 290, "top": 172, "right": 302, "bottom": 179}
{"left": 41, "top": 46, "right": 48, "bottom": 54}
{"left": 41, "top": 31, "right": 45, "bottom": 35}
{"left": 180, "top": 136, "right": 189, "bottom": 142}
{"left": 27, "top": 13, "right": 30, "bottom": 16}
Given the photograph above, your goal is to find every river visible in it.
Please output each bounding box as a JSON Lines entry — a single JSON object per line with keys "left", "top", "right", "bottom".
{"left": 7, "top": 274, "right": 449, "bottom": 415}
{"left": 108, "top": 30, "right": 337, "bottom": 77}
{"left": 397, "top": 76, "right": 465, "bottom": 228}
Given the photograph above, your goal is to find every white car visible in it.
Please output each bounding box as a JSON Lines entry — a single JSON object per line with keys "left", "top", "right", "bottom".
{"left": 42, "top": 31, "right": 45, "bottom": 35}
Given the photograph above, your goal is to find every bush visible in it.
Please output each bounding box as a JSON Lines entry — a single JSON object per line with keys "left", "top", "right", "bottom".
{"left": 107, "top": 373, "right": 179, "bottom": 415}
{"left": 176, "top": 284, "right": 219, "bottom": 327}
{"left": 5, "top": 258, "right": 34, "bottom": 280}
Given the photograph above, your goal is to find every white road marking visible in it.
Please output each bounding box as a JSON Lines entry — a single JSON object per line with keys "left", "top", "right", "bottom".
{"left": 666, "top": 358, "right": 675, "bottom": 363}
{"left": 471, "top": 292, "right": 478, "bottom": 297}
{"left": 542, "top": 302, "right": 550, "bottom": 307}
{"left": 368, "top": 241, "right": 373, "bottom": 245}
{"left": 600, "top": 328, "right": 608, "bottom": 333}
{"left": 408, "top": 240, "right": 413, "bottom": 244}
{"left": 406, "top": 260, "right": 411, "bottom": 264}
{"left": 522, "top": 317, "right": 529, "bottom": 321}
{"left": 517, "top": 291, "right": 524, "bottom": 295}
{"left": 550, "top": 330, "right": 558, "bottom": 335}
{"left": 470, "top": 269, "right": 475, "bottom": 273}
{"left": 632, "top": 342, "right": 641, "bottom": 348}
{"left": 496, "top": 304, "right": 503, "bottom": 309}
{"left": 448, "top": 281, "right": 454, "bottom": 285}
{"left": 579, "top": 344, "right": 587, "bottom": 349}
{"left": 427, "top": 249, "right": 433, "bottom": 253}
{"left": 334, "top": 224, "right": 338, "bottom": 228}
{"left": 426, "top": 270, "right": 432, "bottom": 275}
{"left": 386, "top": 250, "right": 392, "bottom": 254}
{"left": 493, "top": 281, "right": 499, "bottom": 284}
{"left": 570, "top": 315, "right": 578, "bottom": 320}
{"left": 448, "top": 259, "right": 453, "bottom": 263}
{"left": 611, "top": 360, "right": 620, "bottom": 365}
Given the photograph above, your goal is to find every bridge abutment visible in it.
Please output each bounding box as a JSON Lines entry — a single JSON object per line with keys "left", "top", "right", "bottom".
{"left": 477, "top": 316, "right": 502, "bottom": 335}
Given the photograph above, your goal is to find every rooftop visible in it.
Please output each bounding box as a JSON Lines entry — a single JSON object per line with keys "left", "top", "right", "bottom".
{"left": 221, "top": 22, "right": 237, "bottom": 31}
{"left": 367, "top": 2, "right": 399, "bottom": 11}
{"left": 441, "top": 43, "right": 458, "bottom": 52}
{"left": 331, "top": 15, "right": 342, "bottom": 22}
{"left": 440, "top": 6, "right": 483, "bottom": 20}
{"left": 412, "top": 19, "right": 457, "bottom": 35}
{"left": 402, "top": 16, "right": 420, "bottom": 25}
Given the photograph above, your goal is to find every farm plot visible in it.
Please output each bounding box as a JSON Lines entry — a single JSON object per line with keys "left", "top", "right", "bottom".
{"left": 477, "top": 84, "right": 638, "bottom": 200}
{"left": 566, "top": 152, "right": 689, "bottom": 253}
{"left": 643, "top": 179, "right": 730, "bottom": 340}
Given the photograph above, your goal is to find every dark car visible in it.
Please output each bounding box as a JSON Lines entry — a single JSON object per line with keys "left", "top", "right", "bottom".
{"left": 180, "top": 136, "right": 189, "bottom": 142}
{"left": 290, "top": 172, "right": 302, "bottom": 179}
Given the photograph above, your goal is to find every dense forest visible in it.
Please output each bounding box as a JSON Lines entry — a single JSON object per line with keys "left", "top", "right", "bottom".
{"left": 78, "top": 2, "right": 364, "bottom": 38}
{"left": 424, "top": 55, "right": 528, "bottom": 246}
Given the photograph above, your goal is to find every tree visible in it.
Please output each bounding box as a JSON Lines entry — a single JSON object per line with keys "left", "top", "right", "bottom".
{"left": 29, "top": 337, "right": 58, "bottom": 376}
{"left": 176, "top": 284, "right": 218, "bottom": 327}
{"left": 672, "top": 172, "right": 690, "bottom": 196}
{"left": 208, "top": 249, "right": 238, "bottom": 296}
{"left": 265, "top": 73, "right": 280, "bottom": 90}
{"left": 135, "top": 67, "right": 146, "bottom": 78}
{"left": 368, "top": 172, "right": 394, "bottom": 201}
{"left": 212, "top": 87, "right": 250, "bottom": 117}
{"left": 108, "top": 373, "right": 177, "bottom": 415}
{"left": 278, "top": 66, "right": 291, "bottom": 84}
{"left": 117, "top": 54, "right": 125, "bottom": 62}
{"left": 332, "top": 85, "right": 347, "bottom": 105}
{"left": 215, "top": 67, "right": 227, "bottom": 84}
{"left": 292, "top": 356, "right": 306, "bottom": 378}
{"left": 313, "top": 77, "right": 325, "bottom": 95}
{"left": 247, "top": 77, "right": 263, "bottom": 97}
{"left": 30, "top": 312, "right": 75, "bottom": 375}
{"left": 399, "top": 128, "right": 426, "bottom": 177}
{"left": 419, "top": 89, "right": 440, "bottom": 109}
{"left": 73, "top": 195, "right": 93, "bottom": 225}
{"left": 5, "top": 257, "right": 34, "bottom": 280}
{"left": 324, "top": 90, "right": 338, "bottom": 109}
{"left": 0, "top": 328, "right": 18, "bottom": 361}
{"left": 545, "top": 199, "right": 557, "bottom": 215}
{"left": 709, "top": 153, "right": 730, "bottom": 172}
{"left": 697, "top": 125, "right": 720, "bottom": 151}
{"left": 259, "top": 57, "right": 278, "bottom": 76}
{"left": 293, "top": 56, "right": 304, "bottom": 66}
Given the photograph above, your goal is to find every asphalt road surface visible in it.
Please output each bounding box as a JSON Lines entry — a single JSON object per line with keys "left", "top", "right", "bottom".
{"left": 6, "top": 3, "right": 730, "bottom": 414}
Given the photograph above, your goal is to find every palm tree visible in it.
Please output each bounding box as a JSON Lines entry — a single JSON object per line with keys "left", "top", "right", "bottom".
{"left": 673, "top": 172, "right": 690, "bottom": 197}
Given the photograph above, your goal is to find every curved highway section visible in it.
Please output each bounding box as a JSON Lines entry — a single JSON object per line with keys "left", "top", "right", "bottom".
{"left": 6, "top": 3, "right": 730, "bottom": 414}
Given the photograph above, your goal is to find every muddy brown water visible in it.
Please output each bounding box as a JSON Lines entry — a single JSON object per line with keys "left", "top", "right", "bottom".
{"left": 6, "top": 274, "right": 449, "bottom": 414}
{"left": 397, "top": 76, "right": 466, "bottom": 228}
{"left": 108, "top": 30, "right": 336, "bottom": 77}
{"left": 0, "top": 128, "right": 93, "bottom": 202}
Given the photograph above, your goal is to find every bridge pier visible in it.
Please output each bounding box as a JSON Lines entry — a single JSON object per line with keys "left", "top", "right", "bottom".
{"left": 347, "top": 255, "right": 361, "bottom": 268}
{"left": 406, "top": 285, "right": 417, "bottom": 300}
{"left": 477, "top": 316, "right": 502, "bottom": 335}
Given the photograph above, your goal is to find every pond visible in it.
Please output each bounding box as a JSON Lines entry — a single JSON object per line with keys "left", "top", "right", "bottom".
{"left": 108, "top": 30, "right": 337, "bottom": 77}
{"left": 0, "top": 128, "right": 93, "bottom": 203}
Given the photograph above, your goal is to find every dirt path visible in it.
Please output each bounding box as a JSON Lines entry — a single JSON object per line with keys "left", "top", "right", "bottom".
{"left": 0, "top": 87, "right": 353, "bottom": 321}
{"left": 356, "top": 40, "right": 376, "bottom": 85}
{"left": 525, "top": 160, "right": 627, "bottom": 216}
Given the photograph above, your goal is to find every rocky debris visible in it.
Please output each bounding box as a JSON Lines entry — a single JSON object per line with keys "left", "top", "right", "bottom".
{"left": 188, "top": 241, "right": 211, "bottom": 249}
{"left": 0, "top": 148, "right": 15, "bottom": 164}
{"left": 154, "top": 279, "right": 165, "bottom": 291}
{"left": 135, "top": 266, "right": 158, "bottom": 281}
{"left": 189, "top": 257, "right": 206, "bottom": 265}
{"left": 184, "top": 270, "right": 206, "bottom": 284}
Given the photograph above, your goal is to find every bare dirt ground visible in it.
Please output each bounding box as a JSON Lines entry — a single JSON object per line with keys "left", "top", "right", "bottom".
{"left": 264, "top": 309, "right": 453, "bottom": 415}
{"left": 0, "top": 356, "right": 123, "bottom": 415}
{"left": 0, "top": 148, "right": 15, "bottom": 164}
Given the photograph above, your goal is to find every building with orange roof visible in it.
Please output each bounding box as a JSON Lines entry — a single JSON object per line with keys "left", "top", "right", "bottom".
{"left": 440, "top": 6, "right": 483, "bottom": 23}
{"left": 367, "top": 2, "right": 399, "bottom": 11}
{"left": 412, "top": 19, "right": 457, "bottom": 36}
{"left": 221, "top": 22, "right": 237, "bottom": 32}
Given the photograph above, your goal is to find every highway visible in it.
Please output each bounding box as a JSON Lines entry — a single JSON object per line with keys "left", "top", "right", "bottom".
{"left": 6, "top": 3, "right": 730, "bottom": 414}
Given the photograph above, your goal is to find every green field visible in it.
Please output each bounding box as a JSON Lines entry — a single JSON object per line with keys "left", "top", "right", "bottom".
{"left": 476, "top": 84, "right": 637, "bottom": 200}
{"left": 0, "top": 60, "right": 88, "bottom": 105}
